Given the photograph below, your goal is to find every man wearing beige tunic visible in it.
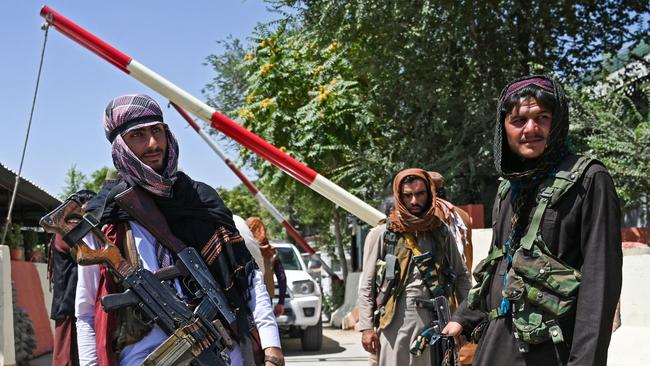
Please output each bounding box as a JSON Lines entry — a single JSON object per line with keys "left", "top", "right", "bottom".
{"left": 358, "top": 168, "right": 472, "bottom": 365}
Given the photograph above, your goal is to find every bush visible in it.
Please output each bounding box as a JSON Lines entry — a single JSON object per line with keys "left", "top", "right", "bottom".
{"left": 4, "top": 223, "right": 23, "bottom": 249}
{"left": 12, "top": 281, "right": 36, "bottom": 365}
{"left": 322, "top": 277, "right": 345, "bottom": 315}
{"left": 23, "top": 230, "right": 39, "bottom": 251}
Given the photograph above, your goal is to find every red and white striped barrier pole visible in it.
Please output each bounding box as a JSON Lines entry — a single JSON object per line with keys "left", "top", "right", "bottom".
{"left": 171, "top": 102, "right": 338, "bottom": 278}
{"left": 170, "top": 103, "right": 341, "bottom": 280}
{"left": 40, "top": 5, "right": 385, "bottom": 228}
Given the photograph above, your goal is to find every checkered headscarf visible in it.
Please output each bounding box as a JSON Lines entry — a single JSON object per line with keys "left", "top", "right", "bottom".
{"left": 104, "top": 94, "right": 179, "bottom": 197}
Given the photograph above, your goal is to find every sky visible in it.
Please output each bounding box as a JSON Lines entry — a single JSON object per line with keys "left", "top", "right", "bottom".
{"left": 1, "top": 1, "right": 278, "bottom": 198}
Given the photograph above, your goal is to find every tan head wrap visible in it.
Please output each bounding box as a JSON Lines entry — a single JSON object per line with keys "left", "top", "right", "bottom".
{"left": 389, "top": 168, "right": 442, "bottom": 233}
{"left": 246, "top": 217, "right": 277, "bottom": 259}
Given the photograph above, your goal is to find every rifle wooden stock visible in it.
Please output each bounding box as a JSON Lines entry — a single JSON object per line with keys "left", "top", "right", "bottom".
{"left": 115, "top": 186, "right": 186, "bottom": 254}
{"left": 40, "top": 199, "right": 133, "bottom": 278}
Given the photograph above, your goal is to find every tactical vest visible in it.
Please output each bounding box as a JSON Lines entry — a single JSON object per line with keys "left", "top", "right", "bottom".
{"left": 467, "top": 155, "right": 595, "bottom": 352}
{"left": 374, "top": 223, "right": 453, "bottom": 329}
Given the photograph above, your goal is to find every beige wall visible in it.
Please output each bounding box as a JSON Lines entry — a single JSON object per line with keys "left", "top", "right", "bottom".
{"left": 1, "top": 245, "right": 16, "bottom": 366}
{"left": 0, "top": 247, "right": 54, "bottom": 366}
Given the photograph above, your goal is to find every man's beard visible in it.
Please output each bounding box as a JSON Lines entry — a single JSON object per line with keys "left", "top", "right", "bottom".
{"left": 409, "top": 203, "right": 430, "bottom": 217}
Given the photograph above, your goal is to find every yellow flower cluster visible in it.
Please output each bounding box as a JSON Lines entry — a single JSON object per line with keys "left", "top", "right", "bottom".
{"left": 261, "top": 63, "right": 273, "bottom": 76}
{"left": 327, "top": 41, "right": 340, "bottom": 53}
{"left": 244, "top": 54, "right": 255, "bottom": 61}
{"left": 261, "top": 98, "right": 273, "bottom": 109}
{"left": 246, "top": 94, "right": 256, "bottom": 104}
{"left": 318, "top": 85, "right": 330, "bottom": 103}
{"left": 238, "top": 108, "right": 254, "bottom": 120}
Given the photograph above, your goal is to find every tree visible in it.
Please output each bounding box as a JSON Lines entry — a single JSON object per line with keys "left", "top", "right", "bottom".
{"left": 84, "top": 166, "right": 115, "bottom": 193}
{"left": 263, "top": 0, "right": 649, "bottom": 204}
{"left": 59, "top": 165, "right": 115, "bottom": 198}
{"left": 59, "top": 164, "right": 87, "bottom": 200}
{"left": 216, "top": 183, "right": 284, "bottom": 239}
{"left": 204, "top": 1, "right": 649, "bottom": 274}
{"left": 570, "top": 80, "right": 650, "bottom": 208}
{"left": 204, "top": 26, "right": 390, "bottom": 279}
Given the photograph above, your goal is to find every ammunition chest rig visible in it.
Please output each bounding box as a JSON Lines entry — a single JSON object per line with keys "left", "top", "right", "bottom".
{"left": 467, "top": 155, "right": 596, "bottom": 352}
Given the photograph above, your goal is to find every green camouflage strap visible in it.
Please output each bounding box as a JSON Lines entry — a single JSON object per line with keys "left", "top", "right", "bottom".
{"left": 486, "top": 156, "right": 594, "bottom": 322}
{"left": 520, "top": 156, "right": 594, "bottom": 251}
{"left": 487, "top": 306, "right": 508, "bottom": 321}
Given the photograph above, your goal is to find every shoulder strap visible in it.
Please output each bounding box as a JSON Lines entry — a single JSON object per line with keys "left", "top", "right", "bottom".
{"left": 497, "top": 178, "right": 511, "bottom": 201}
{"left": 62, "top": 181, "right": 128, "bottom": 247}
{"left": 383, "top": 224, "right": 399, "bottom": 281}
{"left": 384, "top": 222, "right": 399, "bottom": 255}
{"left": 520, "top": 156, "right": 595, "bottom": 251}
{"left": 491, "top": 178, "right": 511, "bottom": 229}
{"left": 547, "top": 156, "right": 595, "bottom": 206}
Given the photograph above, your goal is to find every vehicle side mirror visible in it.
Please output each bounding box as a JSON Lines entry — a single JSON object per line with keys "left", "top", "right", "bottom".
{"left": 308, "top": 258, "right": 322, "bottom": 271}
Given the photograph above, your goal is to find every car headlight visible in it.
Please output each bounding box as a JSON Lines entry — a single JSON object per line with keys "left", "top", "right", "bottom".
{"left": 292, "top": 280, "right": 315, "bottom": 296}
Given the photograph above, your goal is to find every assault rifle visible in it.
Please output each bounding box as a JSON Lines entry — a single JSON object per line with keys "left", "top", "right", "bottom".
{"left": 40, "top": 193, "right": 235, "bottom": 366}
{"left": 411, "top": 296, "right": 460, "bottom": 366}
{"left": 114, "top": 186, "right": 263, "bottom": 366}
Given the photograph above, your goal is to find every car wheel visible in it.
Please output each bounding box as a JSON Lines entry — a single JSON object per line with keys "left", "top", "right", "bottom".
{"left": 301, "top": 317, "right": 323, "bottom": 351}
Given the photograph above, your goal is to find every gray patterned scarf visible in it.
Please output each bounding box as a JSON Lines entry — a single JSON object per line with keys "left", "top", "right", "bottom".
{"left": 103, "top": 94, "right": 179, "bottom": 198}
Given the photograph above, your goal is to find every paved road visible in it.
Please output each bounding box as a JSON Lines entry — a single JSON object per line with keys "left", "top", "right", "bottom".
{"left": 30, "top": 326, "right": 370, "bottom": 366}
{"left": 283, "top": 326, "right": 369, "bottom": 366}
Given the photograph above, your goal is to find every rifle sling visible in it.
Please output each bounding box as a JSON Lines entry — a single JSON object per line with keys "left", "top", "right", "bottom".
{"left": 63, "top": 181, "right": 128, "bottom": 247}
{"left": 114, "top": 186, "right": 186, "bottom": 254}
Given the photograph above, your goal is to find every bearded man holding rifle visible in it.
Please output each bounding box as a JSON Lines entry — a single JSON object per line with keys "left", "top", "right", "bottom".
{"left": 68, "top": 94, "right": 284, "bottom": 366}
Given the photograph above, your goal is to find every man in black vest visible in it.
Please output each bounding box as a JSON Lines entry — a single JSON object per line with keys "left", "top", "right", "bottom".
{"left": 445, "top": 76, "right": 623, "bottom": 366}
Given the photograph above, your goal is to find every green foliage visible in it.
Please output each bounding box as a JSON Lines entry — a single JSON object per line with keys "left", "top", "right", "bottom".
{"left": 322, "top": 278, "right": 345, "bottom": 315}
{"left": 22, "top": 230, "right": 39, "bottom": 251}
{"left": 204, "top": 0, "right": 649, "bottom": 243}
{"left": 570, "top": 81, "right": 650, "bottom": 207}
{"left": 12, "top": 281, "right": 36, "bottom": 364}
{"left": 204, "top": 25, "right": 391, "bottom": 258}
{"left": 216, "top": 183, "right": 284, "bottom": 238}
{"left": 59, "top": 164, "right": 87, "bottom": 200}
{"left": 60, "top": 165, "right": 114, "bottom": 199}
{"left": 231, "top": 25, "right": 385, "bottom": 200}
{"left": 84, "top": 166, "right": 115, "bottom": 193}
{"left": 4, "top": 223, "right": 24, "bottom": 249}
{"left": 203, "top": 38, "right": 249, "bottom": 118}
{"left": 262, "top": 0, "right": 648, "bottom": 204}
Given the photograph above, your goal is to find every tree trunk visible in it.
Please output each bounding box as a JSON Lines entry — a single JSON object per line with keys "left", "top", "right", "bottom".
{"left": 333, "top": 209, "right": 348, "bottom": 282}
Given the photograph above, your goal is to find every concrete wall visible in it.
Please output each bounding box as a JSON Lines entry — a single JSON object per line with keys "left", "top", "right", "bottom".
{"left": 1, "top": 245, "right": 16, "bottom": 366}
{"left": 0, "top": 246, "right": 54, "bottom": 366}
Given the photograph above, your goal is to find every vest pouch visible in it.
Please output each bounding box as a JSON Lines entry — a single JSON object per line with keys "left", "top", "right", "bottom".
{"left": 374, "top": 258, "right": 393, "bottom": 309}
{"left": 375, "top": 258, "right": 386, "bottom": 289}
{"left": 114, "top": 299, "right": 153, "bottom": 353}
{"left": 511, "top": 308, "right": 552, "bottom": 345}
{"left": 524, "top": 283, "right": 576, "bottom": 318}
{"left": 502, "top": 272, "right": 525, "bottom": 302}
{"left": 511, "top": 242, "right": 581, "bottom": 297}
{"left": 467, "top": 257, "right": 499, "bottom": 310}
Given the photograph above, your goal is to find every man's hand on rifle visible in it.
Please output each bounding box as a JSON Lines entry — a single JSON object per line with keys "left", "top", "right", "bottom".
{"left": 361, "top": 329, "right": 380, "bottom": 354}
{"left": 442, "top": 321, "right": 467, "bottom": 347}
{"left": 264, "top": 346, "right": 284, "bottom": 366}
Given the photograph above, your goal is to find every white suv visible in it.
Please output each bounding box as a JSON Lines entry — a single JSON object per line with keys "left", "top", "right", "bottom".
{"left": 271, "top": 242, "right": 323, "bottom": 351}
